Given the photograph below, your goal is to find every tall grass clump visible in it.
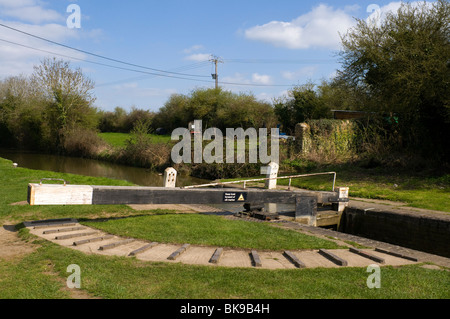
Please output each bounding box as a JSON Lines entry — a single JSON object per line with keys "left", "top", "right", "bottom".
{"left": 115, "top": 119, "right": 171, "bottom": 170}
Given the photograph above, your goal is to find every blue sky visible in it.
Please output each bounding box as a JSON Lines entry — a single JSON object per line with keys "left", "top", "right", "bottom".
{"left": 0, "top": 0, "right": 428, "bottom": 112}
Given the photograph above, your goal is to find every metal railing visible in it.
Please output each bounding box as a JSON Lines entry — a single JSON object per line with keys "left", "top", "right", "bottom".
{"left": 182, "top": 172, "right": 337, "bottom": 192}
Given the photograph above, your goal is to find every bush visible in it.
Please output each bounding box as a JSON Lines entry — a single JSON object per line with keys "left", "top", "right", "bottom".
{"left": 188, "top": 162, "right": 261, "bottom": 180}
{"left": 300, "top": 119, "right": 358, "bottom": 164}
{"left": 98, "top": 107, "right": 155, "bottom": 133}
{"left": 114, "top": 120, "right": 171, "bottom": 169}
{"left": 153, "top": 88, "right": 276, "bottom": 132}
{"left": 62, "top": 127, "right": 108, "bottom": 158}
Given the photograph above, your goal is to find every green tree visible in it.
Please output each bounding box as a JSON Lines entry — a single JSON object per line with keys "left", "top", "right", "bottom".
{"left": 0, "top": 75, "right": 46, "bottom": 149}
{"left": 318, "top": 78, "right": 371, "bottom": 112}
{"left": 337, "top": 0, "right": 450, "bottom": 157}
{"left": 153, "top": 93, "right": 190, "bottom": 132}
{"left": 32, "top": 58, "right": 98, "bottom": 148}
{"left": 154, "top": 88, "right": 275, "bottom": 132}
{"left": 274, "top": 83, "right": 331, "bottom": 134}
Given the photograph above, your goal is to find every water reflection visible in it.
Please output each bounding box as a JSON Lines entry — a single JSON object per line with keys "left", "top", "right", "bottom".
{"left": 0, "top": 149, "right": 208, "bottom": 187}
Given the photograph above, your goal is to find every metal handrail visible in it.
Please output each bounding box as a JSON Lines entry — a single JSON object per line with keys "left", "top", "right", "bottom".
{"left": 182, "top": 172, "right": 337, "bottom": 192}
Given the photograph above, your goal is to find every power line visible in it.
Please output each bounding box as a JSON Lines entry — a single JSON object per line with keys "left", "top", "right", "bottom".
{"left": 225, "top": 58, "right": 338, "bottom": 64}
{"left": 0, "top": 37, "right": 298, "bottom": 88}
{"left": 97, "top": 61, "right": 211, "bottom": 87}
{"left": 0, "top": 22, "right": 210, "bottom": 78}
{"left": 0, "top": 24, "right": 301, "bottom": 88}
{"left": 0, "top": 37, "right": 215, "bottom": 83}
{"left": 220, "top": 80, "right": 295, "bottom": 87}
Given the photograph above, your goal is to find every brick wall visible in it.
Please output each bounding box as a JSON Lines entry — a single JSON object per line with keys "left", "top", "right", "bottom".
{"left": 338, "top": 207, "right": 450, "bottom": 258}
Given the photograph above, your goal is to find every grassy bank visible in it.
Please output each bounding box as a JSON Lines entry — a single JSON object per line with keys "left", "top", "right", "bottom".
{"left": 98, "top": 132, "right": 172, "bottom": 148}
{"left": 0, "top": 157, "right": 449, "bottom": 299}
{"left": 221, "top": 163, "right": 450, "bottom": 213}
{"left": 82, "top": 214, "right": 341, "bottom": 251}
{"left": 280, "top": 165, "right": 450, "bottom": 212}
{"left": 97, "top": 133, "right": 450, "bottom": 211}
{"left": 2, "top": 233, "right": 449, "bottom": 299}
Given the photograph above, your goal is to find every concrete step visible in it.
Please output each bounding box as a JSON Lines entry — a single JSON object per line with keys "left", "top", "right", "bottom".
{"left": 26, "top": 220, "right": 420, "bottom": 270}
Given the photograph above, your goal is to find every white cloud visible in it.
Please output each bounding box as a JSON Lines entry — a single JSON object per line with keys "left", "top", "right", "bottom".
{"left": 111, "top": 82, "right": 177, "bottom": 98}
{"left": 0, "top": 0, "right": 104, "bottom": 78}
{"left": 183, "top": 44, "right": 204, "bottom": 54}
{"left": 222, "top": 72, "right": 273, "bottom": 86}
{"left": 0, "top": 0, "right": 35, "bottom": 8}
{"left": 252, "top": 73, "right": 272, "bottom": 85}
{"left": 184, "top": 53, "right": 211, "bottom": 62}
{"left": 0, "top": 0, "right": 63, "bottom": 24}
{"left": 244, "top": 4, "right": 356, "bottom": 50}
{"left": 366, "top": 1, "right": 435, "bottom": 26}
{"left": 0, "top": 20, "right": 87, "bottom": 76}
{"left": 281, "top": 66, "right": 318, "bottom": 80}
{"left": 2, "top": 6, "right": 62, "bottom": 24}
{"left": 222, "top": 72, "right": 251, "bottom": 85}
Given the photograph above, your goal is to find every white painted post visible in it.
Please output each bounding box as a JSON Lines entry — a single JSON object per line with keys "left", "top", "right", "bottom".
{"left": 337, "top": 187, "right": 349, "bottom": 213}
{"left": 265, "top": 162, "right": 279, "bottom": 190}
{"left": 164, "top": 167, "right": 177, "bottom": 188}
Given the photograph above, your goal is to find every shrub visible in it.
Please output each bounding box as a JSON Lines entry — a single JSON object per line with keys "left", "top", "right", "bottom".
{"left": 62, "top": 127, "right": 108, "bottom": 158}
{"left": 301, "top": 119, "right": 358, "bottom": 164}
{"left": 115, "top": 120, "right": 171, "bottom": 169}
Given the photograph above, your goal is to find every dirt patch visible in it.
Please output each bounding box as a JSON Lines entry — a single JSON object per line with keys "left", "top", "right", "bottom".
{"left": 0, "top": 224, "right": 100, "bottom": 299}
{"left": 9, "top": 201, "right": 29, "bottom": 206}
{"left": 43, "top": 260, "right": 101, "bottom": 299}
{"left": 0, "top": 225, "right": 36, "bottom": 261}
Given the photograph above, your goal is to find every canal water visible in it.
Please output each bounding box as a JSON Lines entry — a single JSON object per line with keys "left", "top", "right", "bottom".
{"left": 0, "top": 149, "right": 294, "bottom": 213}
{"left": 0, "top": 149, "right": 209, "bottom": 187}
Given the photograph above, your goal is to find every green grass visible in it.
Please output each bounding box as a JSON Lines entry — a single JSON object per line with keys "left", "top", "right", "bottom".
{"left": 282, "top": 168, "right": 450, "bottom": 212}
{"left": 0, "top": 157, "right": 146, "bottom": 224}
{"left": 1, "top": 156, "right": 449, "bottom": 299}
{"left": 82, "top": 214, "right": 341, "bottom": 251}
{"left": 98, "top": 132, "right": 172, "bottom": 148}
{"left": 1, "top": 231, "right": 448, "bottom": 299}
{"left": 225, "top": 165, "right": 450, "bottom": 212}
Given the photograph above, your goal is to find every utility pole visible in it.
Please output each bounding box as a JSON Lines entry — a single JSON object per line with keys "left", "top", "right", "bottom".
{"left": 209, "top": 55, "right": 223, "bottom": 89}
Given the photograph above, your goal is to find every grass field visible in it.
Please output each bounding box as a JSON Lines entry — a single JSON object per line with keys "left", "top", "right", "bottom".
{"left": 98, "top": 132, "right": 172, "bottom": 148}
{"left": 279, "top": 167, "right": 450, "bottom": 212}
{"left": 224, "top": 166, "right": 450, "bottom": 212}
{"left": 2, "top": 232, "right": 449, "bottom": 299}
{"left": 82, "top": 214, "right": 342, "bottom": 251}
{"left": 0, "top": 157, "right": 449, "bottom": 300}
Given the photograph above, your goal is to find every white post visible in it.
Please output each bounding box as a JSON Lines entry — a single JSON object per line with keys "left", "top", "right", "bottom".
{"left": 164, "top": 167, "right": 177, "bottom": 188}
{"left": 265, "top": 162, "right": 279, "bottom": 190}
{"left": 337, "top": 187, "right": 349, "bottom": 213}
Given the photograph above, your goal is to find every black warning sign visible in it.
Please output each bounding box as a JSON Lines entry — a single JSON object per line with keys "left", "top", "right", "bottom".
{"left": 223, "top": 192, "right": 248, "bottom": 202}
